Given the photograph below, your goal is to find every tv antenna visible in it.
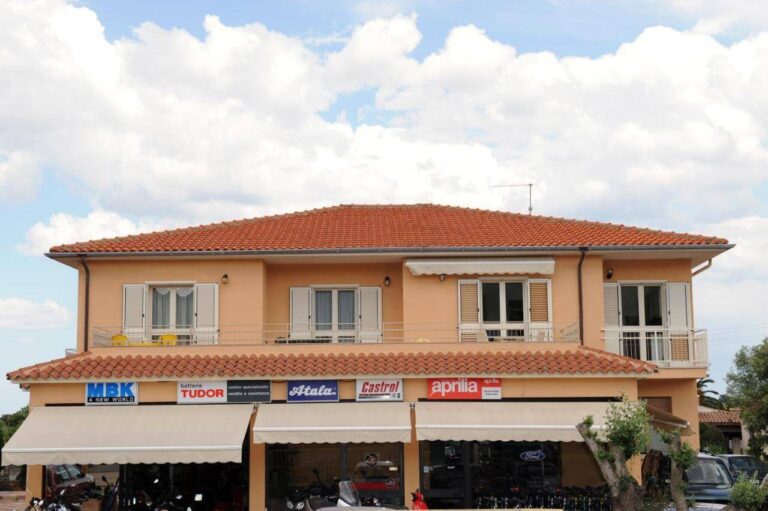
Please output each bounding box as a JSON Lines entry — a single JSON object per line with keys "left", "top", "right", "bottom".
{"left": 493, "top": 183, "right": 534, "bottom": 215}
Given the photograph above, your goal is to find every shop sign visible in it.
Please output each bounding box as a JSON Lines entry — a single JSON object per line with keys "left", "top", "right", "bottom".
{"left": 356, "top": 379, "right": 403, "bottom": 402}
{"left": 520, "top": 449, "right": 546, "bottom": 461}
{"left": 226, "top": 380, "right": 271, "bottom": 403}
{"left": 86, "top": 382, "right": 138, "bottom": 405}
{"left": 178, "top": 380, "right": 272, "bottom": 404}
{"left": 427, "top": 378, "right": 502, "bottom": 400}
{"left": 178, "top": 381, "right": 227, "bottom": 404}
{"left": 287, "top": 380, "right": 339, "bottom": 403}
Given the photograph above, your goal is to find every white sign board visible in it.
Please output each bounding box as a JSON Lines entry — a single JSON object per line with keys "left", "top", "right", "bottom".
{"left": 356, "top": 379, "right": 403, "bottom": 402}
{"left": 177, "top": 381, "right": 227, "bottom": 404}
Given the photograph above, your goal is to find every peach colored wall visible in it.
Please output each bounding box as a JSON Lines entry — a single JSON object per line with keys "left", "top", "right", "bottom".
{"left": 80, "top": 258, "right": 266, "bottom": 350}
{"left": 639, "top": 378, "right": 700, "bottom": 449}
{"left": 264, "top": 263, "right": 403, "bottom": 326}
{"left": 603, "top": 259, "right": 692, "bottom": 283}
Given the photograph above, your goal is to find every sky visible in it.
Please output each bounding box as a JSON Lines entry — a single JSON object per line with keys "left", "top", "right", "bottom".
{"left": 2, "top": 0, "right": 768, "bottom": 412}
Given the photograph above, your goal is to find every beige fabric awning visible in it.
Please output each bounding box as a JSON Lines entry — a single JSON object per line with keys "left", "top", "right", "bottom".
{"left": 2, "top": 404, "right": 254, "bottom": 466}
{"left": 253, "top": 403, "right": 412, "bottom": 444}
{"left": 405, "top": 257, "right": 555, "bottom": 276}
{"left": 415, "top": 401, "right": 609, "bottom": 442}
{"left": 647, "top": 404, "right": 692, "bottom": 434}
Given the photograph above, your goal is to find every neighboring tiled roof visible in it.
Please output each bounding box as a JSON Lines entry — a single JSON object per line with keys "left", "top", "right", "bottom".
{"left": 7, "top": 347, "right": 655, "bottom": 382}
{"left": 48, "top": 204, "right": 729, "bottom": 254}
{"left": 699, "top": 409, "right": 742, "bottom": 425}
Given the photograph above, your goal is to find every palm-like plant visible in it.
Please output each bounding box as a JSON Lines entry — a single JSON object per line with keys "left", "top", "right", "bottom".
{"left": 698, "top": 376, "right": 725, "bottom": 410}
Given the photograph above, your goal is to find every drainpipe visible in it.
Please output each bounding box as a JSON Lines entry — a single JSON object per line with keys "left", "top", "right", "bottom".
{"left": 80, "top": 255, "right": 90, "bottom": 352}
{"left": 577, "top": 247, "right": 588, "bottom": 344}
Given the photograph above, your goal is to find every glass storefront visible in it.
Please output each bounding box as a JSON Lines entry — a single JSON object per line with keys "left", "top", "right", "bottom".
{"left": 420, "top": 440, "right": 562, "bottom": 509}
{"left": 266, "top": 443, "right": 403, "bottom": 511}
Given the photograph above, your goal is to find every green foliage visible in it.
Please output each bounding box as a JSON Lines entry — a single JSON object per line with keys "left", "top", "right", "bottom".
{"left": 726, "top": 338, "right": 768, "bottom": 456}
{"left": 0, "top": 406, "right": 29, "bottom": 441}
{"left": 669, "top": 441, "right": 696, "bottom": 471}
{"left": 700, "top": 423, "right": 729, "bottom": 454}
{"left": 605, "top": 396, "right": 651, "bottom": 459}
{"left": 730, "top": 474, "right": 768, "bottom": 511}
{"left": 698, "top": 376, "right": 725, "bottom": 410}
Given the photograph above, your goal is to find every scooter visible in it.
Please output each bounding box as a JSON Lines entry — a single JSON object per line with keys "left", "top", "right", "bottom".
{"left": 411, "top": 489, "right": 428, "bottom": 510}
{"left": 285, "top": 489, "right": 306, "bottom": 511}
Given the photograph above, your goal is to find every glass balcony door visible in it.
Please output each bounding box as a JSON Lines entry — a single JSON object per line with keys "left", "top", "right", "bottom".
{"left": 619, "top": 284, "right": 667, "bottom": 362}
{"left": 314, "top": 288, "right": 357, "bottom": 343}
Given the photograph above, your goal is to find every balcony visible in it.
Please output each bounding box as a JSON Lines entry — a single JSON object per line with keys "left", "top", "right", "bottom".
{"left": 602, "top": 327, "right": 708, "bottom": 368}
{"left": 91, "top": 321, "right": 581, "bottom": 348}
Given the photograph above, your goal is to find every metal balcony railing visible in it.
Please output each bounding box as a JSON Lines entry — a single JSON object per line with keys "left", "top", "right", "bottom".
{"left": 90, "top": 321, "right": 581, "bottom": 347}
{"left": 602, "top": 327, "right": 708, "bottom": 368}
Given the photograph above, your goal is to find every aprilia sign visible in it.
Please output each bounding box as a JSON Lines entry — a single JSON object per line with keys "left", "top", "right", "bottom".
{"left": 356, "top": 379, "right": 403, "bottom": 402}
{"left": 427, "top": 378, "right": 501, "bottom": 400}
{"left": 287, "top": 380, "right": 339, "bottom": 403}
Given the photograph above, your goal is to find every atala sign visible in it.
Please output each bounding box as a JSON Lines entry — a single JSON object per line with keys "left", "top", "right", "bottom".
{"left": 287, "top": 380, "right": 339, "bottom": 403}
{"left": 86, "top": 382, "right": 138, "bottom": 405}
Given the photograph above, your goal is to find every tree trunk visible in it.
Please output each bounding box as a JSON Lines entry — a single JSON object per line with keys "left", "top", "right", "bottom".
{"left": 667, "top": 435, "right": 688, "bottom": 511}
{"left": 576, "top": 421, "right": 638, "bottom": 511}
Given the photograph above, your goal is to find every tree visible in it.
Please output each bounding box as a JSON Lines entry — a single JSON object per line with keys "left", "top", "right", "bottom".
{"left": 700, "top": 422, "right": 729, "bottom": 454}
{"left": 0, "top": 406, "right": 28, "bottom": 467}
{"left": 726, "top": 338, "right": 768, "bottom": 456}
{"left": 698, "top": 375, "right": 725, "bottom": 410}
{"left": 577, "top": 398, "right": 649, "bottom": 511}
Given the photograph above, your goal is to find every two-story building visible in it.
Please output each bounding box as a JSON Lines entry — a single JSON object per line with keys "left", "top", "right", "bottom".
{"left": 2, "top": 204, "right": 731, "bottom": 510}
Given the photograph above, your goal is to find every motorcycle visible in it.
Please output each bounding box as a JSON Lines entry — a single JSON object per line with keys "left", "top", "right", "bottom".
{"left": 285, "top": 489, "right": 307, "bottom": 511}
{"left": 411, "top": 489, "right": 428, "bottom": 510}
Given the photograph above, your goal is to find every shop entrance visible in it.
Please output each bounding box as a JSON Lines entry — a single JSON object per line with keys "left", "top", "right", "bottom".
{"left": 419, "top": 440, "right": 561, "bottom": 509}
{"left": 266, "top": 443, "right": 404, "bottom": 511}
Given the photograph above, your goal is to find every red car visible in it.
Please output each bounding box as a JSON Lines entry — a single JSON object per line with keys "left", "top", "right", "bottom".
{"left": 45, "top": 465, "right": 95, "bottom": 502}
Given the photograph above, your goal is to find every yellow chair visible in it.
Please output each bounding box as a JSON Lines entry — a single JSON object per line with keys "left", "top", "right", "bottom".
{"left": 111, "top": 334, "right": 128, "bottom": 347}
{"left": 159, "top": 334, "right": 178, "bottom": 346}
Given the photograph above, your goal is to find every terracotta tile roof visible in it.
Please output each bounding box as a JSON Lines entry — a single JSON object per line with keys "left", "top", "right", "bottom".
{"left": 48, "top": 204, "right": 729, "bottom": 254}
{"left": 7, "top": 347, "right": 655, "bottom": 382}
{"left": 699, "top": 409, "right": 742, "bottom": 425}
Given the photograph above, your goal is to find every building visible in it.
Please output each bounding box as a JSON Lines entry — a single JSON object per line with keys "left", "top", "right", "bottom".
{"left": 2, "top": 204, "right": 731, "bottom": 510}
{"left": 699, "top": 407, "right": 747, "bottom": 454}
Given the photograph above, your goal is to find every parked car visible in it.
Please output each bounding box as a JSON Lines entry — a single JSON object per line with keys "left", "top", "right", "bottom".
{"left": 685, "top": 454, "right": 734, "bottom": 504}
{"left": 45, "top": 464, "right": 95, "bottom": 501}
{"left": 717, "top": 454, "right": 768, "bottom": 481}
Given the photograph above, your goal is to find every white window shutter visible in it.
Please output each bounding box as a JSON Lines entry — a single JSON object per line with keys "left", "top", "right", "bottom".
{"left": 123, "top": 284, "right": 147, "bottom": 341}
{"left": 194, "top": 283, "right": 219, "bottom": 343}
{"left": 603, "top": 283, "right": 621, "bottom": 352}
{"left": 527, "top": 279, "right": 553, "bottom": 341}
{"left": 358, "top": 286, "right": 382, "bottom": 343}
{"left": 290, "top": 287, "right": 312, "bottom": 340}
{"left": 666, "top": 282, "right": 692, "bottom": 362}
{"left": 458, "top": 279, "right": 481, "bottom": 342}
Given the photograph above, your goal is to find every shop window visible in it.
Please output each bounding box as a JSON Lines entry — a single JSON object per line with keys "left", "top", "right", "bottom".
{"left": 266, "top": 443, "right": 403, "bottom": 511}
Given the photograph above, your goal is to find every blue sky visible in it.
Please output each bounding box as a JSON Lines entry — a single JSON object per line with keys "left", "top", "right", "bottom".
{"left": 1, "top": 0, "right": 767, "bottom": 412}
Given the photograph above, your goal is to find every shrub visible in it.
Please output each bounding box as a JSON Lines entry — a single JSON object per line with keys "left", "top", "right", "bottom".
{"left": 730, "top": 474, "right": 768, "bottom": 511}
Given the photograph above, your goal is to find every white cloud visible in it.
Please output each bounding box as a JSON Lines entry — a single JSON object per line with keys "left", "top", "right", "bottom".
{"left": 661, "top": 0, "right": 768, "bottom": 35}
{"left": 0, "top": 298, "right": 70, "bottom": 329}
{"left": 19, "top": 210, "right": 170, "bottom": 255}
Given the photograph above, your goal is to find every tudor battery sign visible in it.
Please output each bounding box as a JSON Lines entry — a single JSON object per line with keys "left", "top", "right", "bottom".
{"left": 427, "top": 378, "right": 501, "bottom": 400}
{"left": 178, "top": 381, "right": 227, "bottom": 404}
{"left": 86, "top": 382, "right": 138, "bottom": 405}
{"left": 356, "top": 379, "right": 403, "bottom": 401}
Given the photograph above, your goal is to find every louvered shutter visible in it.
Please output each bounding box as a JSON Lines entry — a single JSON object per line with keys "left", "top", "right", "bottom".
{"left": 358, "top": 287, "right": 382, "bottom": 343}
{"left": 458, "top": 279, "right": 481, "bottom": 342}
{"left": 290, "top": 287, "right": 312, "bottom": 340}
{"left": 666, "top": 283, "right": 691, "bottom": 361}
{"left": 123, "top": 284, "right": 147, "bottom": 341}
{"left": 527, "top": 279, "right": 552, "bottom": 341}
{"left": 194, "top": 283, "right": 219, "bottom": 343}
{"left": 603, "top": 283, "right": 620, "bottom": 352}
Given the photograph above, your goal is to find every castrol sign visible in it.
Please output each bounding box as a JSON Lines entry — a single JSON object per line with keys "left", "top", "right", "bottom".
{"left": 356, "top": 379, "right": 403, "bottom": 401}
{"left": 427, "top": 378, "right": 502, "bottom": 400}
{"left": 178, "top": 381, "right": 227, "bottom": 404}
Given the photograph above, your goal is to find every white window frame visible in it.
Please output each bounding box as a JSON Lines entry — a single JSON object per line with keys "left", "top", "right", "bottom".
{"left": 147, "top": 281, "right": 196, "bottom": 339}
{"left": 310, "top": 286, "right": 359, "bottom": 343}
{"left": 618, "top": 281, "right": 668, "bottom": 361}
{"left": 479, "top": 278, "right": 527, "bottom": 340}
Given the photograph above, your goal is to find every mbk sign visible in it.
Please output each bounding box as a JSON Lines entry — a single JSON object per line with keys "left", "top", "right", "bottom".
{"left": 427, "top": 378, "right": 502, "bottom": 400}
{"left": 85, "top": 382, "right": 139, "bottom": 405}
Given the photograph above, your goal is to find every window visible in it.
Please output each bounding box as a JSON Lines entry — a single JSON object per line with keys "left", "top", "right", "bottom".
{"left": 619, "top": 284, "right": 667, "bottom": 361}
{"left": 481, "top": 281, "right": 525, "bottom": 339}
{"left": 150, "top": 285, "right": 194, "bottom": 336}
{"left": 313, "top": 288, "right": 357, "bottom": 342}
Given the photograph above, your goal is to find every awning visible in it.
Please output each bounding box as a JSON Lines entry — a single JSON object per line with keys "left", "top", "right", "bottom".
{"left": 405, "top": 257, "right": 555, "bottom": 276}
{"left": 647, "top": 404, "right": 692, "bottom": 434}
{"left": 415, "top": 401, "right": 609, "bottom": 442}
{"left": 1, "top": 404, "right": 254, "bottom": 466}
{"left": 253, "top": 403, "right": 412, "bottom": 444}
